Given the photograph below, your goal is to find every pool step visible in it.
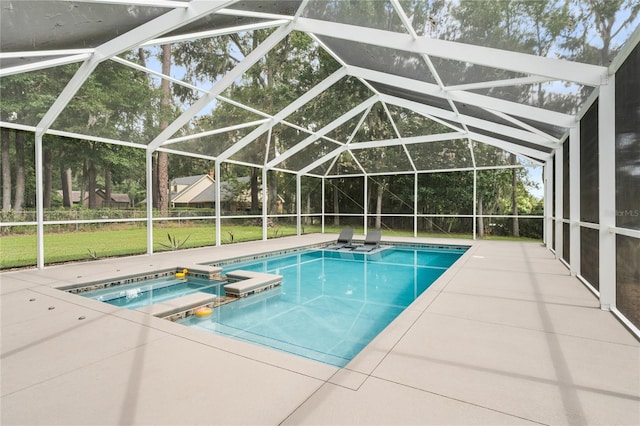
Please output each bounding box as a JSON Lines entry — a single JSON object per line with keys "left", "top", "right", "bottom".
{"left": 137, "top": 292, "right": 237, "bottom": 321}
{"left": 176, "top": 264, "right": 223, "bottom": 281}
{"left": 161, "top": 296, "right": 236, "bottom": 322}
{"left": 223, "top": 270, "right": 283, "bottom": 298}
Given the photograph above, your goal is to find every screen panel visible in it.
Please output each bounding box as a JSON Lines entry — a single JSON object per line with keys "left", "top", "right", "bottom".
{"left": 324, "top": 177, "right": 364, "bottom": 214}
{"left": 562, "top": 223, "right": 570, "bottom": 264}
{"left": 615, "top": 43, "right": 640, "bottom": 231}
{"left": 562, "top": 139, "right": 570, "bottom": 220}
{"left": 580, "top": 227, "right": 599, "bottom": 291}
{"left": 372, "top": 174, "right": 415, "bottom": 215}
{"left": 580, "top": 100, "right": 599, "bottom": 224}
{"left": 552, "top": 160, "right": 556, "bottom": 250}
{"left": 418, "top": 171, "right": 473, "bottom": 216}
{"left": 616, "top": 234, "right": 640, "bottom": 328}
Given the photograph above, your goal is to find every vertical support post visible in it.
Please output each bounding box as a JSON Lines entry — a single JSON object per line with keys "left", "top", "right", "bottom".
{"left": 321, "top": 177, "right": 325, "bottom": 233}
{"left": 296, "top": 174, "right": 301, "bottom": 236}
{"left": 363, "top": 175, "right": 368, "bottom": 235}
{"left": 262, "top": 167, "right": 268, "bottom": 240}
{"left": 146, "top": 149, "right": 154, "bottom": 255}
{"left": 35, "top": 132, "right": 45, "bottom": 269}
{"left": 215, "top": 160, "right": 221, "bottom": 246}
{"left": 414, "top": 172, "right": 418, "bottom": 237}
{"left": 569, "top": 125, "right": 581, "bottom": 276}
{"left": 544, "top": 156, "right": 554, "bottom": 251}
{"left": 554, "top": 146, "right": 563, "bottom": 260}
{"left": 473, "top": 168, "right": 477, "bottom": 240}
{"left": 599, "top": 77, "right": 616, "bottom": 310}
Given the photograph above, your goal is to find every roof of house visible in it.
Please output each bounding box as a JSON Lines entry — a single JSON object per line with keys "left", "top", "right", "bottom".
{"left": 170, "top": 175, "right": 253, "bottom": 204}
{"left": 188, "top": 185, "right": 217, "bottom": 203}
{"left": 96, "top": 189, "right": 131, "bottom": 203}
{"left": 56, "top": 190, "right": 131, "bottom": 204}
{"left": 172, "top": 175, "right": 207, "bottom": 186}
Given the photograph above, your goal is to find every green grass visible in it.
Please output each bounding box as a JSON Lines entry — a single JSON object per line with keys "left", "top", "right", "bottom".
{"left": 0, "top": 223, "right": 539, "bottom": 269}
{"left": 0, "top": 223, "right": 322, "bottom": 269}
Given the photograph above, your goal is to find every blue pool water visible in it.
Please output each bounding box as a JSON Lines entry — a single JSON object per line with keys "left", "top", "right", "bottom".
{"left": 178, "top": 246, "right": 466, "bottom": 366}
{"left": 80, "top": 276, "right": 225, "bottom": 309}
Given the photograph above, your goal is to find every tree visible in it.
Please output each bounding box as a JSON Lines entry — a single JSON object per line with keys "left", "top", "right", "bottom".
{"left": 417, "top": 171, "right": 474, "bottom": 234}
{"left": 43, "top": 147, "right": 52, "bottom": 208}
{"left": 156, "top": 44, "right": 172, "bottom": 216}
{"left": 1, "top": 128, "right": 11, "bottom": 212}
{"left": 60, "top": 164, "right": 73, "bottom": 208}
{"left": 174, "top": 30, "right": 340, "bottom": 212}
{"left": 511, "top": 154, "right": 520, "bottom": 237}
{"left": 562, "top": 0, "right": 640, "bottom": 66}
{"left": 353, "top": 103, "right": 397, "bottom": 229}
{"left": 13, "top": 131, "right": 26, "bottom": 214}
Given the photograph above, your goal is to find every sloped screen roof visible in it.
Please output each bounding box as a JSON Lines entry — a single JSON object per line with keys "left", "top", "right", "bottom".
{"left": 1, "top": 0, "right": 639, "bottom": 176}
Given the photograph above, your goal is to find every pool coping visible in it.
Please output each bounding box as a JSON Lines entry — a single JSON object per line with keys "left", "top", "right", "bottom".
{"left": 53, "top": 263, "right": 224, "bottom": 294}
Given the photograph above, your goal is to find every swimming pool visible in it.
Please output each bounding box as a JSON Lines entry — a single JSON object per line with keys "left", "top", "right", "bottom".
{"left": 79, "top": 276, "right": 225, "bottom": 310}
{"left": 178, "top": 245, "right": 466, "bottom": 366}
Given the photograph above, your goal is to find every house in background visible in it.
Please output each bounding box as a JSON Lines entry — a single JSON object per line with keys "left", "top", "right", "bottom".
{"left": 170, "top": 174, "right": 216, "bottom": 208}
{"left": 170, "top": 173, "right": 269, "bottom": 212}
{"left": 96, "top": 190, "right": 132, "bottom": 208}
{"left": 57, "top": 189, "right": 132, "bottom": 208}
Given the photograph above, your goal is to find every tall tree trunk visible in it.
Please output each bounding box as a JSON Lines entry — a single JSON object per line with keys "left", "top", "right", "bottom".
{"left": 424, "top": 202, "right": 433, "bottom": 232}
{"left": 305, "top": 192, "right": 311, "bottom": 225}
{"left": 60, "top": 161, "right": 73, "bottom": 208}
{"left": 139, "top": 47, "right": 158, "bottom": 210}
{"left": 43, "top": 147, "right": 53, "bottom": 208}
{"left": 104, "top": 166, "right": 112, "bottom": 208}
{"left": 13, "top": 131, "right": 25, "bottom": 214}
{"left": 157, "top": 154, "right": 168, "bottom": 213}
{"left": 87, "top": 160, "right": 97, "bottom": 208}
{"left": 81, "top": 159, "right": 87, "bottom": 207}
{"left": 157, "top": 43, "right": 172, "bottom": 216}
{"left": 333, "top": 180, "right": 339, "bottom": 226}
{"left": 268, "top": 173, "right": 278, "bottom": 215}
{"left": 1, "top": 128, "right": 11, "bottom": 211}
{"left": 477, "top": 195, "right": 484, "bottom": 238}
{"left": 511, "top": 154, "right": 520, "bottom": 237}
{"left": 250, "top": 168, "right": 259, "bottom": 212}
{"left": 152, "top": 153, "right": 158, "bottom": 208}
{"left": 375, "top": 181, "right": 383, "bottom": 229}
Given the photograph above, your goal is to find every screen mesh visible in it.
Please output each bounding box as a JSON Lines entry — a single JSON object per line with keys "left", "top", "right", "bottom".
{"left": 580, "top": 227, "right": 599, "bottom": 290}
{"left": 580, "top": 101, "right": 599, "bottom": 224}
{"left": 552, "top": 161, "right": 556, "bottom": 251}
{"left": 616, "top": 235, "right": 640, "bottom": 327}
{"left": 615, "top": 43, "right": 640, "bottom": 231}
{"left": 562, "top": 223, "right": 570, "bottom": 264}
{"left": 562, "top": 140, "right": 570, "bottom": 220}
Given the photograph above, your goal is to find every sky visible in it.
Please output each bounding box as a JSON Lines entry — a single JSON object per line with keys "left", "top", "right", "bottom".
{"left": 528, "top": 166, "right": 544, "bottom": 200}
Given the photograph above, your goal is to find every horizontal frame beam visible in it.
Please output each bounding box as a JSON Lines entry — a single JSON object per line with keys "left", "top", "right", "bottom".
{"left": 379, "top": 93, "right": 559, "bottom": 150}
{"left": 295, "top": 17, "right": 607, "bottom": 87}
{"left": 349, "top": 66, "right": 574, "bottom": 129}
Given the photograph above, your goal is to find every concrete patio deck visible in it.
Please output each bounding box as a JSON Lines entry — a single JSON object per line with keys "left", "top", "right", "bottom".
{"left": 1, "top": 234, "right": 638, "bottom": 425}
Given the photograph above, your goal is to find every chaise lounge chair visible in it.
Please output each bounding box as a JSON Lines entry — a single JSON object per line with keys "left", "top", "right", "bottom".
{"left": 325, "top": 228, "right": 355, "bottom": 250}
{"left": 352, "top": 230, "right": 382, "bottom": 252}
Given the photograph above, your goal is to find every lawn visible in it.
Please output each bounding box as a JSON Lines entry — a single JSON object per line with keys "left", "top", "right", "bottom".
{"left": 0, "top": 223, "right": 539, "bottom": 269}
{"left": 1, "top": 223, "right": 316, "bottom": 269}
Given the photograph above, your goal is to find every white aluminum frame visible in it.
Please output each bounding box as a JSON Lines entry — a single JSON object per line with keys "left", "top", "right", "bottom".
{"left": 598, "top": 77, "right": 616, "bottom": 310}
